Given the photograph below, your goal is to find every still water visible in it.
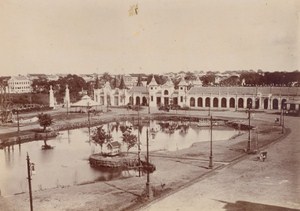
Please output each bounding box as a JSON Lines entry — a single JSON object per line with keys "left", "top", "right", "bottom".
{"left": 0, "top": 120, "right": 238, "bottom": 196}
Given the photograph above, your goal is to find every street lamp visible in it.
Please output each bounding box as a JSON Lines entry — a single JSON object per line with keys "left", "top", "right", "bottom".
{"left": 137, "top": 103, "right": 141, "bottom": 177}
{"left": 87, "top": 102, "right": 91, "bottom": 140}
{"left": 282, "top": 104, "right": 286, "bottom": 134}
{"left": 15, "top": 108, "right": 20, "bottom": 134}
{"left": 208, "top": 115, "right": 213, "bottom": 168}
{"left": 146, "top": 128, "right": 150, "bottom": 197}
{"left": 26, "top": 153, "right": 35, "bottom": 211}
{"left": 246, "top": 103, "right": 252, "bottom": 152}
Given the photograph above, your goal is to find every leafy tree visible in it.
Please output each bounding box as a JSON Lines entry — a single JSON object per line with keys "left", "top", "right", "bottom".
{"left": 91, "top": 125, "right": 111, "bottom": 153}
{"left": 38, "top": 113, "right": 53, "bottom": 132}
{"left": 100, "top": 72, "right": 113, "bottom": 83}
{"left": 31, "top": 78, "right": 49, "bottom": 93}
{"left": 111, "top": 76, "right": 118, "bottom": 89}
{"left": 171, "top": 77, "right": 181, "bottom": 89}
{"left": 200, "top": 74, "right": 215, "bottom": 86}
{"left": 121, "top": 126, "right": 137, "bottom": 154}
{"left": 184, "top": 71, "right": 197, "bottom": 81}
{"left": 52, "top": 74, "right": 88, "bottom": 103}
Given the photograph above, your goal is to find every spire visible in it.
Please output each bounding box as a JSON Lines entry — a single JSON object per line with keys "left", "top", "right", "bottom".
{"left": 178, "top": 77, "right": 188, "bottom": 86}
{"left": 136, "top": 75, "right": 143, "bottom": 86}
{"left": 148, "top": 75, "right": 158, "bottom": 86}
{"left": 118, "top": 76, "right": 127, "bottom": 89}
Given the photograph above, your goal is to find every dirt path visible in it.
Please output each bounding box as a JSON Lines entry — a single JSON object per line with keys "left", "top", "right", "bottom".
{"left": 141, "top": 114, "right": 300, "bottom": 211}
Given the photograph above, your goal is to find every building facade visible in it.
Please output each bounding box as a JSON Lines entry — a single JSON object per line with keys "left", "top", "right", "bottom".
{"left": 93, "top": 77, "right": 300, "bottom": 112}
{"left": 7, "top": 76, "right": 32, "bottom": 93}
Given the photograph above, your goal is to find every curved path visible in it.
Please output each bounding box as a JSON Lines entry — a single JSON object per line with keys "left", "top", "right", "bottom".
{"left": 140, "top": 113, "right": 300, "bottom": 211}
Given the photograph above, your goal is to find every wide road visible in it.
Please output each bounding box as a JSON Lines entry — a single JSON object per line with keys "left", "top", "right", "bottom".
{"left": 141, "top": 113, "right": 300, "bottom": 211}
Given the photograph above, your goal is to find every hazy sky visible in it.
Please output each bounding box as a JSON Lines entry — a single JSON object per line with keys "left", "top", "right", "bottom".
{"left": 0, "top": 0, "right": 299, "bottom": 76}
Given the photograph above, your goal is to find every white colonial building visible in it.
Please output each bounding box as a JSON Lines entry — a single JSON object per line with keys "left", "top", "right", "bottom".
{"left": 7, "top": 76, "right": 32, "bottom": 93}
{"left": 92, "top": 75, "right": 300, "bottom": 112}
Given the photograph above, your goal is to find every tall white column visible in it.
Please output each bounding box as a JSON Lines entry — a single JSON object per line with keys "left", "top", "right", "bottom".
{"left": 64, "top": 85, "right": 70, "bottom": 108}
{"left": 49, "top": 85, "right": 55, "bottom": 108}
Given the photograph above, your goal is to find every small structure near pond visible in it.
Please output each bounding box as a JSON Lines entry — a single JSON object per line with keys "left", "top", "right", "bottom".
{"left": 106, "top": 141, "right": 121, "bottom": 156}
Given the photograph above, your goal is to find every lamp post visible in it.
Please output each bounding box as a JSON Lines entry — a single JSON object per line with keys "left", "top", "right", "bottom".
{"left": 87, "top": 102, "right": 91, "bottom": 140}
{"left": 246, "top": 106, "right": 251, "bottom": 152}
{"left": 146, "top": 128, "right": 150, "bottom": 197}
{"left": 282, "top": 104, "right": 286, "bottom": 134}
{"left": 137, "top": 103, "right": 141, "bottom": 177}
{"left": 26, "top": 153, "right": 35, "bottom": 211}
{"left": 208, "top": 115, "right": 213, "bottom": 168}
{"left": 16, "top": 109, "right": 20, "bottom": 134}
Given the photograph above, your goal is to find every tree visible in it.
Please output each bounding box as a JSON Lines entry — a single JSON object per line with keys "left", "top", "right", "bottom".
{"left": 38, "top": 113, "right": 53, "bottom": 132}
{"left": 100, "top": 72, "right": 113, "bottom": 83}
{"left": 136, "top": 75, "right": 143, "bottom": 86}
{"left": 121, "top": 126, "right": 137, "bottom": 154}
{"left": 200, "top": 74, "right": 215, "bottom": 86}
{"left": 31, "top": 78, "right": 49, "bottom": 93}
{"left": 184, "top": 71, "right": 197, "bottom": 81}
{"left": 91, "top": 125, "right": 111, "bottom": 154}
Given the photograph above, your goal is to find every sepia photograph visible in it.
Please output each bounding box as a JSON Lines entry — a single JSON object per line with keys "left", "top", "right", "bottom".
{"left": 0, "top": 0, "right": 299, "bottom": 210}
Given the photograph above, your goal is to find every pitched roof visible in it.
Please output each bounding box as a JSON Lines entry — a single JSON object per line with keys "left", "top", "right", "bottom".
{"left": 148, "top": 75, "right": 158, "bottom": 86}
{"left": 161, "top": 77, "right": 173, "bottom": 87}
{"left": 129, "top": 86, "right": 149, "bottom": 94}
{"left": 178, "top": 78, "right": 188, "bottom": 86}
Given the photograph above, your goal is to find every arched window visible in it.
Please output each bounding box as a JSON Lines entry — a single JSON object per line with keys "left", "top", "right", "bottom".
{"left": 229, "top": 98, "right": 235, "bottom": 108}
{"left": 164, "top": 90, "right": 169, "bottom": 95}
{"left": 221, "top": 98, "right": 227, "bottom": 108}
{"left": 197, "top": 97, "right": 203, "bottom": 107}
{"left": 272, "top": 99, "right": 278, "bottom": 110}
{"left": 264, "top": 98, "right": 268, "bottom": 109}
{"left": 238, "top": 98, "right": 244, "bottom": 108}
{"left": 247, "top": 98, "right": 253, "bottom": 108}
{"left": 205, "top": 97, "right": 210, "bottom": 107}
{"left": 213, "top": 98, "right": 218, "bottom": 107}
{"left": 190, "top": 97, "right": 195, "bottom": 107}
{"left": 136, "top": 96, "right": 140, "bottom": 105}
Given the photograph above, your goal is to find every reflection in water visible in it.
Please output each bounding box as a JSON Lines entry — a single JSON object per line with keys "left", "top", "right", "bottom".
{"left": 0, "top": 120, "right": 237, "bottom": 196}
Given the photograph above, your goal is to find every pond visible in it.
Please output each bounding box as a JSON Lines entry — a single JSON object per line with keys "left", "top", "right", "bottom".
{"left": 0, "top": 120, "right": 238, "bottom": 196}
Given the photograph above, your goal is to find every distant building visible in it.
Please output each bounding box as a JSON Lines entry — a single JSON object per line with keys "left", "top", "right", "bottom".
{"left": 46, "top": 74, "right": 59, "bottom": 81}
{"left": 123, "top": 74, "right": 138, "bottom": 88}
{"left": 7, "top": 75, "right": 32, "bottom": 93}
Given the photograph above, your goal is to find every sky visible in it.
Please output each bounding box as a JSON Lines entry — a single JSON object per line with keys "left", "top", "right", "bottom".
{"left": 0, "top": 0, "right": 299, "bottom": 76}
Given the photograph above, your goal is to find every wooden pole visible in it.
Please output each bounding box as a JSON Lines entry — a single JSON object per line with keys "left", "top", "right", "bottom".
{"left": 247, "top": 107, "right": 251, "bottom": 152}
{"left": 26, "top": 153, "right": 33, "bottom": 211}
{"left": 209, "top": 115, "right": 213, "bottom": 168}
{"left": 138, "top": 105, "right": 141, "bottom": 177}
{"left": 146, "top": 128, "right": 150, "bottom": 197}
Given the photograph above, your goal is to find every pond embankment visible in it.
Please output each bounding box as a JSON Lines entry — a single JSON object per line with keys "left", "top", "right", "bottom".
{"left": 0, "top": 113, "right": 253, "bottom": 148}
